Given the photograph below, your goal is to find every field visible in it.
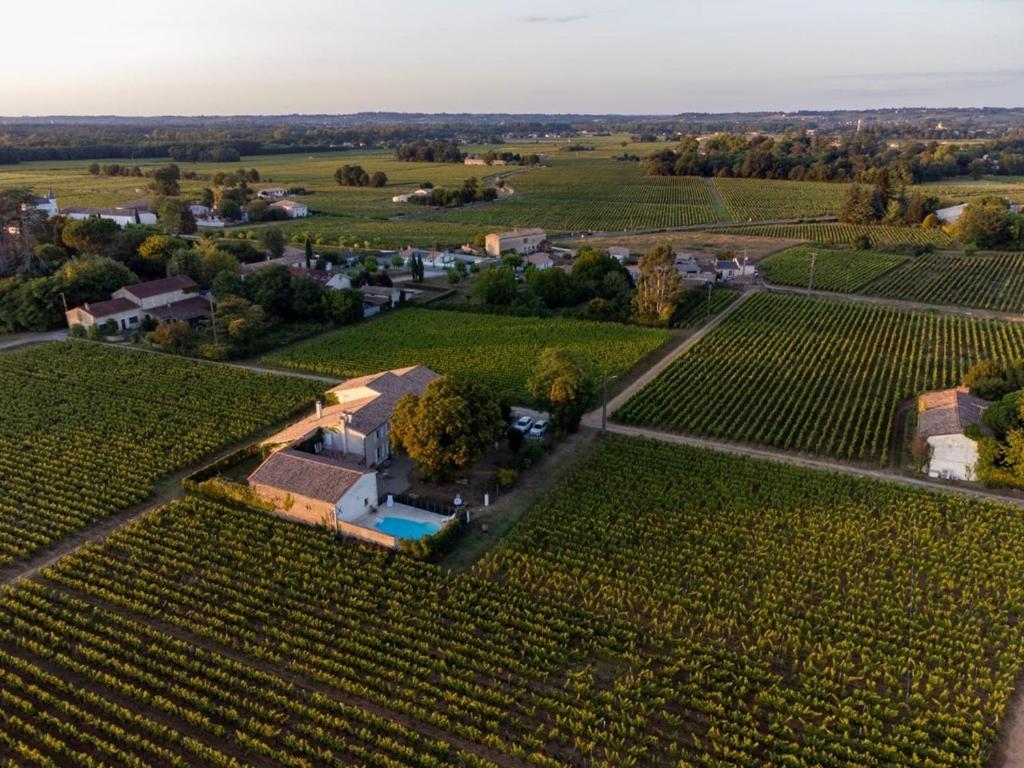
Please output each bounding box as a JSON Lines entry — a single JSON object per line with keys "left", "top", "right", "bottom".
{"left": 759, "top": 244, "right": 907, "bottom": 292}
{"left": 615, "top": 292, "right": 1024, "bottom": 463}
{"left": 673, "top": 288, "right": 739, "bottom": 327}
{"left": 865, "top": 251, "right": 1024, "bottom": 313}
{"left": 712, "top": 177, "right": 845, "bottom": 221}
{"left": 714, "top": 222, "right": 955, "bottom": 248}
{"left": 2, "top": 437, "right": 1023, "bottom": 766}
{"left": 0, "top": 343, "right": 322, "bottom": 568}
{"left": 264, "top": 308, "right": 672, "bottom": 402}
{"left": 558, "top": 231, "right": 803, "bottom": 261}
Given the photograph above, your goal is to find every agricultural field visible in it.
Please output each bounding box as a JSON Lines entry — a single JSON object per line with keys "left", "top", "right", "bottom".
{"left": 715, "top": 221, "right": 954, "bottom": 248}
{"left": 265, "top": 307, "right": 672, "bottom": 402}
{"left": 615, "top": 292, "right": 1024, "bottom": 463}
{"left": 0, "top": 343, "right": 322, "bottom": 568}
{"left": 712, "top": 177, "right": 846, "bottom": 221}
{"left": 673, "top": 287, "right": 739, "bottom": 327}
{"left": 3, "top": 437, "right": 1023, "bottom": 766}
{"left": 759, "top": 244, "right": 907, "bottom": 292}
{"left": 865, "top": 251, "right": 1024, "bottom": 313}
{"left": 914, "top": 176, "right": 1024, "bottom": 207}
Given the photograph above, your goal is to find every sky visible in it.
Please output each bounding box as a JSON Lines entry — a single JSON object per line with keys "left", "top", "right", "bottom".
{"left": 2, "top": 0, "right": 1023, "bottom": 115}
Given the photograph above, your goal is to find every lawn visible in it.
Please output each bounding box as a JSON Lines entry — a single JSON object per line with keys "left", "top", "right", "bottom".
{"left": 264, "top": 307, "right": 672, "bottom": 402}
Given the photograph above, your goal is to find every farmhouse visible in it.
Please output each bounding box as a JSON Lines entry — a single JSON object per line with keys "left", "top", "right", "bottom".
{"left": 484, "top": 228, "right": 547, "bottom": 257}
{"left": 63, "top": 204, "right": 158, "bottom": 227}
{"left": 526, "top": 252, "right": 555, "bottom": 270}
{"left": 22, "top": 190, "right": 58, "bottom": 218}
{"left": 287, "top": 265, "right": 353, "bottom": 291}
{"left": 257, "top": 187, "right": 288, "bottom": 200}
{"left": 65, "top": 275, "right": 208, "bottom": 331}
{"left": 916, "top": 386, "right": 990, "bottom": 481}
{"left": 268, "top": 199, "right": 309, "bottom": 218}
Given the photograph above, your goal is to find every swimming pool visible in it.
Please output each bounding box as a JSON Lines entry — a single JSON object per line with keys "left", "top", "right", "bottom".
{"left": 374, "top": 516, "right": 443, "bottom": 540}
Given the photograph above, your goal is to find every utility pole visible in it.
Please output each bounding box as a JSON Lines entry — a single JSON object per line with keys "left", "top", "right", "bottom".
{"left": 808, "top": 252, "right": 816, "bottom": 296}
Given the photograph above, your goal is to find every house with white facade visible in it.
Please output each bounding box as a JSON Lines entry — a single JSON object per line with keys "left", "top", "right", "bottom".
{"left": 526, "top": 252, "right": 554, "bottom": 270}
{"left": 287, "top": 265, "right": 353, "bottom": 291}
{"left": 268, "top": 199, "right": 309, "bottom": 218}
{"left": 63, "top": 201, "right": 157, "bottom": 227}
{"left": 257, "top": 187, "right": 288, "bottom": 200}
{"left": 23, "top": 190, "right": 58, "bottom": 218}
{"left": 65, "top": 275, "right": 208, "bottom": 331}
{"left": 608, "top": 246, "right": 631, "bottom": 263}
{"left": 917, "top": 386, "right": 990, "bottom": 481}
{"left": 484, "top": 228, "right": 547, "bottom": 257}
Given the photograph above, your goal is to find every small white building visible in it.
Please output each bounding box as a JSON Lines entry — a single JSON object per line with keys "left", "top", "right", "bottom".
{"left": 63, "top": 206, "right": 157, "bottom": 227}
{"left": 526, "top": 252, "right": 554, "bottom": 270}
{"left": 257, "top": 187, "right": 288, "bottom": 200}
{"left": 392, "top": 188, "right": 432, "bottom": 203}
{"left": 23, "top": 191, "right": 58, "bottom": 218}
{"left": 288, "top": 266, "right": 352, "bottom": 291}
{"left": 608, "top": 246, "right": 631, "bottom": 263}
{"left": 65, "top": 298, "right": 143, "bottom": 333}
{"left": 935, "top": 204, "right": 968, "bottom": 225}
{"left": 484, "top": 228, "right": 547, "bottom": 257}
{"left": 917, "top": 386, "right": 990, "bottom": 481}
{"left": 268, "top": 199, "right": 309, "bottom": 218}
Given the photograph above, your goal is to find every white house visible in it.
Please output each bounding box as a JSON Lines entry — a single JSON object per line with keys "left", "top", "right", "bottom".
{"left": 268, "top": 199, "right": 309, "bottom": 218}
{"left": 63, "top": 203, "right": 157, "bottom": 227}
{"left": 287, "top": 265, "right": 352, "bottom": 291}
{"left": 391, "top": 188, "right": 432, "bottom": 203}
{"left": 917, "top": 386, "right": 990, "bottom": 481}
{"left": 935, "top": 204, "right": 968, "bottom": 225}
{"left": 526, "top": 252, "right": 554, "bottom": 270}
{"left": 484, "top": 228, "right": 547, "bottom": 257}
{"left": 66, "top": 275, "right": 208, "bottom": 331}
{"left": 608, "top": 246, "right": 631, "bottom": 263}
{"left": 257, "top": 187, "right": 288, "bottom": 200}
{"left": 23, "top": 190, "right": 58, "bottom": 218}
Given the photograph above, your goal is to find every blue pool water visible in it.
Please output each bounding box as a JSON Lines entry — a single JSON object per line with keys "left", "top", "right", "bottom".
{"left": 374, "top": 516, "right": 443, "bottom": 540}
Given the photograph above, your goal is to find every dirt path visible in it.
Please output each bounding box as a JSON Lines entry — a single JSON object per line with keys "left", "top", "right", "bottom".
{"left": 704, "top": 177, "right": 732, "bottom": 223}
{"left": 0, "top": 329, "right": 68, "bottom": 351}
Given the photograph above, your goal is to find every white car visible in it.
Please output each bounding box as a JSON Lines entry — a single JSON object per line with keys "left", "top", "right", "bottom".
{"left": 528, "top": 420, "right": 549, "bottom": 439}
{"left": 512, "top": 415, "right": 533, "bottom": 433}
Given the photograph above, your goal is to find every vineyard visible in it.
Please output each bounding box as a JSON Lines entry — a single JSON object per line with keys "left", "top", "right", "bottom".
{"left": 265, "top": 308, "right": 671, "bottom": 402}
{"left": 673, "top": 288, "right": 739, "bottom": 327}
{"left": 759, "top": 244, "right": 907, "bottom": 292}
{"left": 3, "top": 438, "right": 1024, "bottom": 765}
{"left": 435, "top": 161, "right": 723, "bottom": 231}
{"left": 865, "top": 251, "right": 1024, "bottom": 313}
{"left": 712, "top": 177, "right": 845, "bottom": 221}
{"left": 615, "top": 292, "right": 1024, "bottom": 463}
{"left": 715, "top": 222, "right": 954, "bottom": 248}
{"left": 0, "top": 343, "right": 322, "bottom": 568}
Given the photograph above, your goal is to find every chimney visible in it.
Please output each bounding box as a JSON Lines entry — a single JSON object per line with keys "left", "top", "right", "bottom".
{"left": 315, "top": 400, "right": 323, "bottom": 419}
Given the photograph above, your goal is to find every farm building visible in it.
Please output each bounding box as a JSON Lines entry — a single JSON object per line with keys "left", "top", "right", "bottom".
{"left": 22, "top": 190, "right": 58, "bottom": 218}
{"left": 63, "top": 203, "right": 157, "bottom": 226}
{"left": 485, "top": 228, "right": 547, "bottom": 257}
{"left": 257, "top": 187, "right": 288, "bottom": 200}
{"left": 268, "top": 199, "right": 309, "bottom": 218}
{"left": 391, "top": 188, "right": 432, "bottom": 203}
{"left": 65, "top": 275, "right": 208, "bottom": 331}
{"left": 935, "top": 204, "right": 968, "bottom": 225}
{"left": 916, "top": 386, "right": 990, "bottom": 481}
{"left": 526, "top": 253, "right": 555, "bottom": 270}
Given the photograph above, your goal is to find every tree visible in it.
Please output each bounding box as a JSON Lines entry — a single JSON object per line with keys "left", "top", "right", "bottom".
{"left": 631, "top": 243, "right": 683, "bottom": 325}
{"left": 146, "top": 320, "right": 193, "bottom": 353}
{"left": 323, "top": 288, "right": 363, "bottom": 325}
{"left": 471, "top": 266, "right": 519, "bottom": 305}
{"left": 290, "top": 276, "right": 326, "bottom": 319}
{"left": 838, "top": 184, "right": 881, "bottom": 225}
{"left": 194, "top": 238, "right": 239, "bottom": 286}
{"left": 215, "top": 296, "right": 267, "bottom": 357}
{"left": 389, "top": 377, "right": 504, "bottom": 481}
{"left": 956, "top": 198, "right": 1013, "bottom": 249}
{"left": 526, "top": 267, "right": 577, "bottom": 308}
{"left": 264, "top": 228, "right": 285, "bottom": 259}
{"left": 158, "top": 199, "right": 197, "bottom": 235}
{"left": 135, "top": 235, "right": 183, "bottom": 278}
{"left": 55, "top": 256, "right": 137, "bottom": 307}
{"left": 61, "top": 217, "right": 120, "bottom": 254}
{"left": 334, "top": 164, "right": 371, "bottom": 187}
{"left": 409, "top": 253, "right": 425, "bottom": 282}
{"left": 149, "top": 164, "right": 181, "bottom": 196}
{"left": 166, "top": 248, "right": 203, "bottom": 283}
{"left": 304, "top": 237, "right": 313, "bottom": 268}
{"left": 370, "top": 171, "right": 388, "bottom": 188}
{"left": 87, "top": 163, "right": 100, "bottom": 176}
{"left": 244, "top": 263, "right": 293, "bottom": 318}
{"left": 528, "top": 348, "right": 594, "bottom": 432}
{"left": 501, "top": 253, "right": 523, "bottom": 271}
{"left": 572, "top": 248, "right": 628, "bottom": 298}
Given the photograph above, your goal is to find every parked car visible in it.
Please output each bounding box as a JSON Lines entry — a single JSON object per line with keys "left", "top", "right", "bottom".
{"left": 528, "top": 420, "right": 549, "bottom": 439}
{"left": 512, "top": 415, "right": 533, "bottom": 433}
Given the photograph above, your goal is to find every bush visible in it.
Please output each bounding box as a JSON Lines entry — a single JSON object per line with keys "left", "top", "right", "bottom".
{"left": 68, "top": 323, "right": 86, "bottom": 338}
{"left": 398, "top": 515, "right": 466, "bottom": 560}
{"left": 497, "top": 468, "right": 519, "bottom": 488}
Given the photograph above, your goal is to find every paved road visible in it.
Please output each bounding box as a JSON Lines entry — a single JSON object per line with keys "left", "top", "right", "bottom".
{"left": 0, "top": 329, "right": 68, "bottom": 351}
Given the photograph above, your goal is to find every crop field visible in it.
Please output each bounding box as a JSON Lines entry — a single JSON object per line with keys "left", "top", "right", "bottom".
{"left": 759, "top": 244, "right": 907, "bottom": 292}
{"left": 673, "top": 288, "right": 739, "bottom": 327}
{"left": 914, "top": 176, "right": 1024, "bottom": 207}
{"left": 0, "top": 343, "right": 322, "bottom": 568}
{"left": 715, "top": 221, "right": 955, "bottom": 248}
{"left": 265, "top": 307, "right": 671, "bottom": 402}
{"left": 615, "top": 292, "right": 1024, "bottom": 463}
{"left": 433, "top": 160, "right": 723, "bottom": 232}
{"left": 865, "top": 251, "right": 1024, "bottom": 313}
{"left": 3, "top": 438, "right": 1023, "bottom": 766}
{"left": 712, "top": 177, "right": 846, "bottom": 221}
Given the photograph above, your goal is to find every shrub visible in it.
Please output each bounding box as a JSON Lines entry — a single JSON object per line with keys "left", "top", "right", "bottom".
{"left": 497, "top": 468, "right": 518, "bottom": 488}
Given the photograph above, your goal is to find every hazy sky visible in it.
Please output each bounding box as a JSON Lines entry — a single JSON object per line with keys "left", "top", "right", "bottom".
{"left": 3, "top": 0, "right": 1022, "bottom": 115}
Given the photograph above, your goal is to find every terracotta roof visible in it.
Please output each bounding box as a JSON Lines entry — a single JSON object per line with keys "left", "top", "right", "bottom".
{"left": 121, "top": 275, "right": 197, "bottom": 299}
{"left": 527, "top": 253, "right": 553, "bottom": 266}
{"left": 288, "top": 266, "right": 332, "bottom": 286}
{"left": 147, "top": 296, "right": 210, "bottom": 322}
{"left": 79, "top": 298, "right": 138, "bottom": 318}
{"left": 329, "top": 366, "right": 440, "bottom": 433}
{"left": 248, "top": 449, "right": 369, "bottom": 503}
{"left": 917, "top": 387, "right": 991, "bottom": 439}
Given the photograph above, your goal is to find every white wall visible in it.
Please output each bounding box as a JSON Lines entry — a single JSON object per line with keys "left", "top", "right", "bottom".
{"left": 926, "top": 434, "right": 980, "bottom": 481}
{"left": 336, "top": 472, "right": 380, "bottom": 522}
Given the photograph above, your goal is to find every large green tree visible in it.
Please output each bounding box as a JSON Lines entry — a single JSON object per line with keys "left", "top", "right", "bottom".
{"left": 631, "top": 243, "right": 682, "bottom": 325}
{"left": 390, "top": 377, "right": 504, "bottom": 481}
{"left": 470, "top": 266, "right": 519, "bottom": 305}
{"left": 263, "top": 228, "right": 286, "bottom": 259}
{"left": 61, "top": 217, "right": 120, "bottom": 255}
{"left": 528, "top": 347, "right": 594, "bottom": 432}
{"left": 956, "top": 198, "right": 1013, "bottom": 248}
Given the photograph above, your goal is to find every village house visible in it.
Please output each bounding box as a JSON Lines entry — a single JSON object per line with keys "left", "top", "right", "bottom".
{"left": 22, "top": 190, "right": 58, "bottom": 218}
{"left": 916, "top": 386, "right": 990, "bottom": 481}
{"left": 63, "top": 201, "right": 158, "bottom": 227}
{"left": 65, "top": 275, "right": 208, "bottom": 331}
{"left": 268, "top": 199, "right": 309, "bottom": 218}
{"left": 287, "top": 265, "right": 353, "bottom": 291}
{"left": 526, "top": 252, "right": 555, "bottom": 270}
{"left": 257, "top": 187, "right": 288, "bottom": 200}
{"left": 484, "top": 228, "right": 547, "bottom": 257}
{"left": 391, "top": 188, "right": 432, "bottom": 203}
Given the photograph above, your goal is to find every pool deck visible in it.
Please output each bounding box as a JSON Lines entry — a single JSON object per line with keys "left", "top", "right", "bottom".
{"left": 349, "top": 502, "right": 453, "bottom": 536}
